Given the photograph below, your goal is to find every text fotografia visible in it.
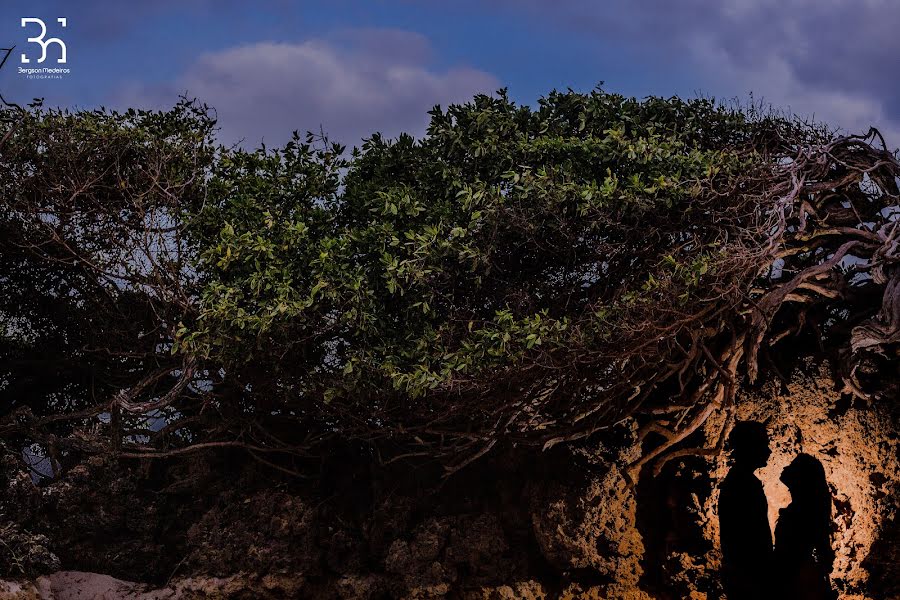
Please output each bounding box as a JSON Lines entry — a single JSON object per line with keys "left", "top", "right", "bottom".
{"left": 18, "top": 66, "right": 70, "bottom": 79}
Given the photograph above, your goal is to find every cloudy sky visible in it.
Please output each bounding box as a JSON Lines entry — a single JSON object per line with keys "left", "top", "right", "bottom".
{"left": 2, "top": 1, "right": 898, "bottom": 149}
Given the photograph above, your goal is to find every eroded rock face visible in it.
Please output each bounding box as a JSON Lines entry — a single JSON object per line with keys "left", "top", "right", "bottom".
{"left": 720, "top": 369, "right": 900, "bottom": 597}
{"left": 0, "top": 449, "right": 58, "bottom": 578}
{"left": 1, "top": 365, "right": 897, "bottom": 599}
{"left": 185, "top": 490, "right": 323, "bottom": 578}
{"left": 384, "top": 513, "right": 522, "bottom": 595}
{"left": 528, "top": 442, "right": 649, "bottom": 598}
{"left": 679, "top": 363, "right": 900, "bottom": 600}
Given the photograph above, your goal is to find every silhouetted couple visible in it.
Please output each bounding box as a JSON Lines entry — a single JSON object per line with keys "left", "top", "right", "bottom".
{"left": 718, "top": 422, "right": 836, "bottom": 600}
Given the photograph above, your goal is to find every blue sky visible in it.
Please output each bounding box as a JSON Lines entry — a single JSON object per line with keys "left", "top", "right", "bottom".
{"left": 2, "top": 1, "right": 899, "bottom": 148}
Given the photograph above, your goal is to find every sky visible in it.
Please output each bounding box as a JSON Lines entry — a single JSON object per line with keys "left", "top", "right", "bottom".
{"left": 1, "top": 1, "right": 899, "bottom": 149}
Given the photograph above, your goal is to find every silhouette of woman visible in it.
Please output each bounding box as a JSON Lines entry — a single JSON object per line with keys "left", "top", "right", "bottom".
{"left": 774, "top": 454, "right": 837, "bottom": 600}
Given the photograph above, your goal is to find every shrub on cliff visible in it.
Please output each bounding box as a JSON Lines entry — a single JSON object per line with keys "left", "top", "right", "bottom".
{"left": 2, "top": 87, "right": 898, "bottom": 478}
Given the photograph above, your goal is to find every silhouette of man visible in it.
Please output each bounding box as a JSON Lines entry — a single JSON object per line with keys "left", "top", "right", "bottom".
{"left": 719, "top": 421, "right": 774, "bottom": 600}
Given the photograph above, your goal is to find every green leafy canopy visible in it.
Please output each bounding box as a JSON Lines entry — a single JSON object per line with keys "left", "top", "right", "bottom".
{"left": 3, "top": 88, "right": 898, "bottom": 473}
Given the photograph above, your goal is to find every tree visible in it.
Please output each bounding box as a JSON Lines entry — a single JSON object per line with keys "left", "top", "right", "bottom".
{"left": 2, "top": 85, "right": 898, "bottom": 480}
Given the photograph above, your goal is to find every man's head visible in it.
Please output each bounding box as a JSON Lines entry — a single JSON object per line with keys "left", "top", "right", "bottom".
{"left": 726, "top": 421, "right": 771, "bottom": 469}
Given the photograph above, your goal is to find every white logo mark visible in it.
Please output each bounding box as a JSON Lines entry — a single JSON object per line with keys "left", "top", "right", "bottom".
{"left": 21, "top": 18, "right": 67, "bottom": 64}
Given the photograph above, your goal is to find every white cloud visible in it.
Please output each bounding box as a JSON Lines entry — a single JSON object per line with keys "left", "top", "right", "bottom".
{"left": 498, "top": 0, "right": 900, "bottom": 151}
{"left": 687, "top": 33, "right": 900, "bottom": 150}
{"left": 116, "top": 29, "right": 499, "bottom": 147}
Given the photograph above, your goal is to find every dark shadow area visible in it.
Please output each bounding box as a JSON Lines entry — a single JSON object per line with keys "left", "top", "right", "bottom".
{"left": 635, "top": 427, "right": 716, "bottom": 600}
{"left": 718, "top": 421, "right": 773, "bottom": 600}
{"left": 862, "top": 514, "right": 900, "bottom": 599}
{"left": 774, "top": 453, "right": 837, "bottom": 600}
